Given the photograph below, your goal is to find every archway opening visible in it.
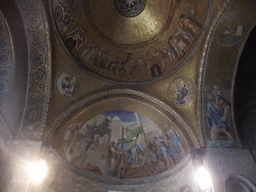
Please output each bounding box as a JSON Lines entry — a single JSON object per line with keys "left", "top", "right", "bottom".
{"left": 234, "top": 26, "right": 256, "bottom": 157}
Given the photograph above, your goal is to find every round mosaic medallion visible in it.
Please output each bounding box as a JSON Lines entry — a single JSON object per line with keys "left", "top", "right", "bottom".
{"left": 114, "top": 0, "right": 146, "bottom": 17}
{"left": 167, "top": 77, "right": 195, "bottom": 107}
{"left": 56, "top": 70, "right": 81, "bottom": 98}
{"left": 218, "top": 22, "right": 243, "bottom": 46}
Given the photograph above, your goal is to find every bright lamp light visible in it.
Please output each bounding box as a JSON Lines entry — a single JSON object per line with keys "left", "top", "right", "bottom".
{"left": 26, "top": 160, "right": 48, "bottom": 184}
{"left": 195, "top": 166, "right": 212, "bottom": 190}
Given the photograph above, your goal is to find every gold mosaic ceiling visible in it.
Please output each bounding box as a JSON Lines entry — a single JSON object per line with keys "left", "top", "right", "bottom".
{"left": 51, "top": 0, "right": 208, "bottom": 83}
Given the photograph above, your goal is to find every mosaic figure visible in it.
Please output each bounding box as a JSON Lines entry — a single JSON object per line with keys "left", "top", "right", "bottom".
{"left": 218, "top": 24, "right": 243, "bottom": 46}
{"left": 81, "top": 43, "right": 98, "bottom": 65}
{"left": 180, "top": 14, "right": 201, "bottom": 35}
{"left": 168, "top": 129, "right": 184, "bottom": 160}
{"left": 57, "top": 72, "right": 77, "bottom": 97}
{"left": 176, "top": 82, "right": 188, "bottom": 104}
{"left": 62, "top": 124, "right": 81, "bottom": 154}
{"left": 117, "top": 53, "right": 132, "bottom": 76}
{"left": 127, "top": 57, "right": 138, "bottom": 79}
{"left": 205, "top": 86, "right": 234, "bottom": 141}
{"left": 107, "top": 53, "right": 133, "bottom": 77}
{"left": 98, "top": 51, "right": 108, "bottom": 70}
{"left": 65, "top": 27, "right": 87, "bottom": 51}
{"left": 161, "top": 45, "right": 176, "bottom": 64}
{"left": 92, "top": 50, "right": 102, "bottom": 70}
{"left": 59, "top": 10, "right": 75, "bottom": 34}
{"left": 153, "top": 50, "right": 168, "bottom": 69}
{"left": 177, "top": 24, "right": 194, "bottom": 44}
{"left": 167, "top": 77, "right": 195, "bottom": 106}
{"left": 168, "top": 37, "right": 188, "bottom": 59}
{"left": 106, "top": 53, "right": 122, "bottom": 76}
{"left": 155, "top": 136, "right": 175, "bottom": 168}
{"left": 137, "top": 55, "right": 145, "bottom": 69}
{"left": 72, "top": 136, "right": 94, "bottom": 167}
{"left": 106, "top": 141, "right": 125, "bottom": 177}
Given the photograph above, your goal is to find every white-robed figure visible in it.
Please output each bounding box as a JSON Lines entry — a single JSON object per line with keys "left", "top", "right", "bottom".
{"left": 62, "top": 124, "right": 81, "bottom": 154}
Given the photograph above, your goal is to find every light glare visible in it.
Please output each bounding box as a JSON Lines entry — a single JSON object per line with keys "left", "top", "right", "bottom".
{"left": 27, "top": 160, "right": 48, "bottom": 184}
{"left": 195, "top": 166, "right": 212, "bottom": 190}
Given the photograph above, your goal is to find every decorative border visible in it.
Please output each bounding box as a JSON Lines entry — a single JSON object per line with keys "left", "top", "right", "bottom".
{"left": 198, "top": 0, "right": 245, "bottom": 146}
{"left": 199, "top": 0, "right": 232, "bottom": 146}
{"left": 0, "top": 13, "right": 13, "bottom": 107}
{"left": 16, "top": 0, "right": 51, "bottom": 140}
{"left": 114, "top": 0, "right": 146, "bottom": 18}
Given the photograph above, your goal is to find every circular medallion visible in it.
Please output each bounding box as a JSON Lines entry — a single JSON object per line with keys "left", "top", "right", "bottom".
{"left": 56, "top": 70, "right": 81, "bottom": 98}
{"left": 30, "top": 49, "right": 46, "bottom": 67}
{"left": 25, "top": 13, "right": 41, "bottom": 29}
{"left": 167, "top": 77, "right": 195, "bottom": 106}
{"left": 30, "top": 32, "right": 45, "bottom": 47}
{"left": 28, "top": 87, "right": 45, "bottom": 104}
{"left": 218, "top": 22, "right": 243, "bottom": 46}
{"left": 26, "top": 107, "right": 42, "bottom": 121}
{"left": 114, "top": 0, "right": 146, "bottom": 17}
{"left": 31, "top": 70, "right": 46, "bottom": 86}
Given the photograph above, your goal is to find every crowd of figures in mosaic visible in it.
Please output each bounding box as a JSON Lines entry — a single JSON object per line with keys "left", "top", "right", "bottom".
{"left": 0, "top": 14, "right": 12, "bottom": 107}
{"left": 41, "top": 143, "right": 195, "bottom": 191}
{"left": 60, "top": 110, "right": 185, "bottom": 179}
{"left": 52, "top": 0, "right": 208, "bottom": 83}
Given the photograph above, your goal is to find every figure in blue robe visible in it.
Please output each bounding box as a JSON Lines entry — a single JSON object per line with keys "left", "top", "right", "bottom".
{"left": 206, "top": 97, "right": 233, "bottom": 141}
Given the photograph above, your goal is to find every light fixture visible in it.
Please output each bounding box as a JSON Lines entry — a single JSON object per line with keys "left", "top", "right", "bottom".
{"left": 26, "top": 160, "right": 48, "bottom": 184}
{"left": 195, "top": 166, "right": 213, "bottom": 191}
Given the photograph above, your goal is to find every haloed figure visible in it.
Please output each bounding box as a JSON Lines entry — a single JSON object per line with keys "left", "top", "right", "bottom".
{"left": 176, "top": 82, "right": 188, "bottom": 104}
{"left": 205, "top": 94, "right": 234, "bottom": 141}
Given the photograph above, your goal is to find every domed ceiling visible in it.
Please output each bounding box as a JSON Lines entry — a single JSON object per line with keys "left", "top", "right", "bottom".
{"left": 51, "top": 0, "right": 209, "bottom": 84}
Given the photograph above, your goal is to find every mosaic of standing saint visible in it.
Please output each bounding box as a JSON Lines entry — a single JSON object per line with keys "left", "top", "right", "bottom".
{"left": 51, "top": 0, "right": 209, "bottom": 83}
{"left": 60, "top": 110, "right": 186, "bottom": 179}
{"left": 203, "top": 84, "right": 238, "bottom": 148}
